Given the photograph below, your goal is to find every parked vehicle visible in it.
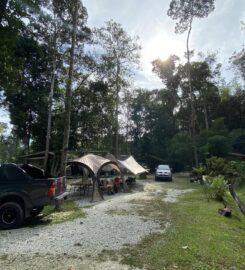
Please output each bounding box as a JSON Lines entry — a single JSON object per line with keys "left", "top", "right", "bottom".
{"left": 155, "top": 164, "right": 172, "bottom": 181}
{"left": 0, "top": 163, "right": 68, "bottom": 229}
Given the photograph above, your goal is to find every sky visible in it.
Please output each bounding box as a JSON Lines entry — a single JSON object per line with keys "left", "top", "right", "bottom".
{"left": 1, "top": 0, "right": 244, "bottom": 131}
{"left": 83, "top": 0, "right": 245, "bottom": 89}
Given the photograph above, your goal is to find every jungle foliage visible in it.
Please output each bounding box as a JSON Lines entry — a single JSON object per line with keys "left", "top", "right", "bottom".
{"left": 0, "top": 1, "right": 244, "bottom": 174}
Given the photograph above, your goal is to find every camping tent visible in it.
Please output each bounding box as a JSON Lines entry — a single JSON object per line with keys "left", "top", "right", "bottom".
{"left": 69, "top": 153, "right": 120, "bottom": 176}
{"left": 104, "top": 153, "right": 126, "bottom": 172}
{"left": 118, "top": 156, "right": 148, "bottom": 176}
{"left": 68, "top": 154, "right": 121, "bottom": 202}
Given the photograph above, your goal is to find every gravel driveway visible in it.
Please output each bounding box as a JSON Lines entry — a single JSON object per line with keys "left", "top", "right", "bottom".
{"left": 0, "top": 181, "right": 192, "bottom": 270}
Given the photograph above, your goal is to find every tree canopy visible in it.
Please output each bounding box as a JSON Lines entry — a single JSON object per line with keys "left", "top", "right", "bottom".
{"left": 0, "top": 0, "right": 244, "bottom": 175}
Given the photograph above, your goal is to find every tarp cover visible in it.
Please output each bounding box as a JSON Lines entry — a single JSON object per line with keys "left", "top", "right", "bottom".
{"left": 118, "top": 156, "right": 148, "bottom": 175}
{"left": 70, "top": 154, "right": 120, "bottom": 176}
{"left": 104, "top": 153, "right": 125, "bottom": 171}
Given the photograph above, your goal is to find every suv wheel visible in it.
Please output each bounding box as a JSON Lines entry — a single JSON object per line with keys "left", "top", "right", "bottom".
{"left": 0, "top": 202, "right": 24, "bottom": 229}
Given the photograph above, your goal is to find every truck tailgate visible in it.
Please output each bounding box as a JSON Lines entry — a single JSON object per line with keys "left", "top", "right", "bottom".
{"left": 48, "top": 176, "right": 67, "bottom": 197}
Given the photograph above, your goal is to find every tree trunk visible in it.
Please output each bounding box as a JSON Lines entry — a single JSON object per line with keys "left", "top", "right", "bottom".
{"left": 44, "top": 60, "right": 56, "bottom": 175}
{"left": 203, "top": 98, "right": 209, "bottom": 130}
{"left": 60, "top": 1, "right": 79, "bottom": 176}
{"left": 186, "top": 20, "right": 198, "bottom": 166}
{"left": 229, "top": 179, "right": 245, "bottom": 217}
{"left": 26, "top": 108, "right": 31, "bottom": 154}
{"left": 0, "top": 0, "right": 8, "bottom": 26}
{"left": 44, "top": 20, "right": 58, "bottom": 175}
{"left": 115, "top": 60, "right": 120, "bottom": 158}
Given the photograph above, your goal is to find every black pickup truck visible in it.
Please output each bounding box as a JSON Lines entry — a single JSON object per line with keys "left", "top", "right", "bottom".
{"left": 0, "top": 163, "right": 68, "bottom": 229}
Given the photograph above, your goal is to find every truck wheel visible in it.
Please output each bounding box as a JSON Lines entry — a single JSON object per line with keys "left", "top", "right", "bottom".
{"left": 0, "top": 202, "right": 24, "bottom": 229}
{"left": 31, "top": 206, "right": 44, "bottom": 217}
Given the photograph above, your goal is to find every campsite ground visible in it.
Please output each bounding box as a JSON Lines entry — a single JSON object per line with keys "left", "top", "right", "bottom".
{"left": 0, "top": 174, "right": 245, "bottom": 270}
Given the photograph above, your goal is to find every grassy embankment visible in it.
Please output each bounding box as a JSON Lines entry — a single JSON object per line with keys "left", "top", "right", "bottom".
{"left": 106, "top": 176, "right": 245, "bottom": 270}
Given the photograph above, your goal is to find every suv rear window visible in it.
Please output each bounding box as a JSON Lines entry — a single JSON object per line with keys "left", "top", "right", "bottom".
{"left": 158, "top": 165, "right": 170, "bottom": 170}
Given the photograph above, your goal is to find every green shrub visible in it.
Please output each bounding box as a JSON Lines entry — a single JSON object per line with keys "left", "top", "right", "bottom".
{"left": 206, "top": 156, "right": 232, "bottom": 177}
{"left": 204, "top": 175, "right": 227, "bottom": 201}
{"left": 230, "top": 161, "right": 245, "bottom": 187}
{"left": 139, "top": 172, "right": 147, "bottom": 179}
{"left": 192, "top": 165, "right": 206, "bottom": 179}
{"left": 207, "top": 135, "right": 231, "bottom": 157}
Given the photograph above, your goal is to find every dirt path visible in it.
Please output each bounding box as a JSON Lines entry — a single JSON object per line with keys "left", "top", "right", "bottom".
{"left": 0, "top": 179, "right": 193, "bottom": 270}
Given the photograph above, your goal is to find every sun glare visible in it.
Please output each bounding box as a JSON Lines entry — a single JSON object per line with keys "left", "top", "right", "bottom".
{"left": 143, "top": 34, "right": 185, "bottom": 64}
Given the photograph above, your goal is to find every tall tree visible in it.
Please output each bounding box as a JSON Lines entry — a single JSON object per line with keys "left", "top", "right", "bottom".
{"left": 68, "top": 81, "right": 115, "bottom": 151}
{"left": 33, "top": 1, "right": 64, "bottom": 174}
{"left": 130, "top": 88, "right": 176, "bottom": 169}
{"left": 3, "top": 36, "right": 51, "bottom": 152}
{"left": 59, "top": 0, "right": 89, "bottom": 175}
{"left": 152, "top": 55, "right": 180, "bottom": 128}
{"left": 230, "top": 21, "right": 245, "bottom": 82}
{"left": 29, "top": 2, "right": 60, "bottom": 173}
{"left": 94, "top": 20, "right": 141, "bottom": 157}
{"left": 167, "top": 0, "right": 215, "bottom": 165}
{"left": 0, "top": 0, "right": 41, "bottom": 104}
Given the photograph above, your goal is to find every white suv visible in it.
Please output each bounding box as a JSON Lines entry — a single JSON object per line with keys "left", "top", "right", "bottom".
{"left": 155, "top": 164, "right": 172, "bottom": 181}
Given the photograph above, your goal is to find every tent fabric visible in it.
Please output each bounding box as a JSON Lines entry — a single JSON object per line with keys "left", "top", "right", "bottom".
{"left": 104, "top": 153, "right": 118, "bottom": 162}
{"left": 118, "top": 156, "right": 148, "bottom": 176}
{"left": 103, "top": 163, "right": 121, "bottom": 172}
{"left": 69, "top": 154, "right": 120, "bottom": 176}
{"left": 104, "top": 153, "right": 125, "bottom": 171}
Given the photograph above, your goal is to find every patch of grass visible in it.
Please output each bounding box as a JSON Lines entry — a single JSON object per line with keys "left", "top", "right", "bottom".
{"left": 119, "top": 178, "right": 245, "bottom": 270}
{"left": 26, "top": 199, "right": 86, "bottom": 227}
{"left": 129, "top": 196, "right": 170, "bottom": 224}
{"left": 237, "top": 185, "right": 245, "bottom": 204}
{"left": 105, "top": 208, "right": 131, "bottom": 216}
{"left": 0, "top": 254, "right": 8, "bottom": 261}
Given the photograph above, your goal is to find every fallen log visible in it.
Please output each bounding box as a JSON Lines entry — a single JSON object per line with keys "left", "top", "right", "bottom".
{"left": 228, "top": 177, "right": 245, "bottom": 217}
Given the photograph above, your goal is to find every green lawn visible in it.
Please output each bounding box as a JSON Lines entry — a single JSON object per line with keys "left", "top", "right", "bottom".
{"left": 119, "top": 178, "right": 245, "bottom": 270}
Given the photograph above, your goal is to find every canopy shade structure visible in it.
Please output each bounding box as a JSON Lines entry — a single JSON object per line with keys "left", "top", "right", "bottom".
{"left": 68, "top": 154, "right": 120, "bottom": 177}
{"left": 104, "top": 153, "right": 125, "bottom": 172}
{"left": 68, "top": 154, "right": 122, "bottom": 202}
{"left": 118, "top": 156, "right": 148, "bottom": 176}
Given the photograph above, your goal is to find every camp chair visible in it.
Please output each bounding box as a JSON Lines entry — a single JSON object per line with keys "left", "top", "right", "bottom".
{"left": 100, "top": 179, "right": 114, "bottom": 195}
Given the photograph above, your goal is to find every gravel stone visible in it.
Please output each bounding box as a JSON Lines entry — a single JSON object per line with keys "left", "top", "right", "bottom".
{"left": 0, "top": 181, "right": 192, "bottom": 269}
{"left": 0, "top": 188, "right": 162, "bottom": 258}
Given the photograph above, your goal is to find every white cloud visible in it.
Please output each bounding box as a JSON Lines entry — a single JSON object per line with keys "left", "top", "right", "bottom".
{"left": 83, "top": 0, "right": 245, "bottom": 88}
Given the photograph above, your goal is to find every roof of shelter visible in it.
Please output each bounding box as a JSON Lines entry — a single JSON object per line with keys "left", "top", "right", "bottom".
{"left": 104, "top": 153, "right": 125, "bottom": 170}
{"left": 68, "top": 154, "right": 120, "bottom": 176}
{"left": 118, "top": 156, "right": 148, "bottom": 176}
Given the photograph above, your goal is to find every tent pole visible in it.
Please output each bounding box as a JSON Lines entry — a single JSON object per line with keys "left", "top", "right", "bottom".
{"left": 91, "top": 176, "right": 104, "bottom": 202}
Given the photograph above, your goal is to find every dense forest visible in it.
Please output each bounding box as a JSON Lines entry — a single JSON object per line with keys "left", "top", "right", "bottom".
{"left": 0, "top": 0, "right": 244, "bottom": 172}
